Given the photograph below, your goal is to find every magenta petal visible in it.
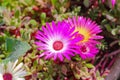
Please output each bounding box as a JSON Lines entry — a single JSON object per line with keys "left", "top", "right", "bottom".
{"left": 58, "top": 53, "right": 64, "bottom": 61}
{"left": 45, "top": 53, "right": 53, "bottom": 59}
{"left": 111, "top": 0, "right": 116, "bottom": 8}
{"left": 39, "top": 54, "right": 45, "bottom": 58}
{"left": 91, "top": 35, "right": 103, "bottom": 39}
{"left": 39, "top": 52, "right": 48, "bottom": 58}
{"left": 54, "top": 54, "right": 58, "bottom": 60}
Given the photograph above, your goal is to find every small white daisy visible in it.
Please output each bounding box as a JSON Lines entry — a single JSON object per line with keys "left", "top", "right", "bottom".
{"left": 0, "top": 60, "right": 26, "bottom": 80}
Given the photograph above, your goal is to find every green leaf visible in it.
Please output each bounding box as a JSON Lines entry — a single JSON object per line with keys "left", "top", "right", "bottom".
{"left": 105, "top": 24, "right": 112, "bottom": 32}
{"left": 51, "top": 0, "right": 57, "bottom": 7}
{"left": 85, "top": 63, "right": 94, "bottom": 68}
{"left": 111, "top": 28, "right": 118, "bottom": 35}
{"left": 40, "top": 12, "right": 46, "bottom": 25}
{"left": 29, "top": 19, "right": 37, "bottom": 26}
{"left": 40, "top": 12, "right": 46, "bottom": 20}
{"left": 24, "top": 0, "right": 32, "bottom": 5}
{"left": 83, "top": 0, "right": 89, "bottom": 7}
{"left": 4, "top": 38, "right": 31, "bottom": 62}
{"left": 15, "top": 10, "right": 20, "bottom": 18}
{"left": 72, "top": 55, "right": 81, "bottom": 61}
{"left": 5, "top": 38, "right": 16, "bottom": 52}
{"left": 0, "top": 20, "right": 5, "bottom": 26}
{"left": 21, "top": 31, "right": 30, "bottom": 41}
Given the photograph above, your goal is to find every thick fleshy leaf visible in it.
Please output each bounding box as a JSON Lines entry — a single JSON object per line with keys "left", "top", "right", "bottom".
{"left": 85, "top": 63, "right": 94, "bottom": 68}
{"left": 4, "top": 38, "right": 31, "bottom": 62}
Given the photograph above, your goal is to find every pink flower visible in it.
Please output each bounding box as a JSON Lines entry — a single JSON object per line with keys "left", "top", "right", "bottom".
{"left": 67, "top": 16, "right": 103, "bottom": 45}
{"left": 111, "top": 0, "right": 116, "bottom": 8}
{"left": 77, "top": 43, "right": 99, "bottom": 59}
{"left": 35, "top": 21, "right": 81, "bottom": 61}
{"left": 67, "top": 16, "right": 103, "bottom": 59}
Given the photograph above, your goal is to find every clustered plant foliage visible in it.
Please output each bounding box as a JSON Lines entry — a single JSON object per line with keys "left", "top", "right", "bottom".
{"left": 0, "top": 0, "right": 120, "bottom": 80}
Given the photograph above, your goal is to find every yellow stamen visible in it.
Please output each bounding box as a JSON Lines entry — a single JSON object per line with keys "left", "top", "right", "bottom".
{"left": 76, "top": 27, "right": 90, "bottom": 43}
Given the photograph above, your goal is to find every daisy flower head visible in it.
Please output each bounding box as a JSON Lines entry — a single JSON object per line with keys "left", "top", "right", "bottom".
{"left": 0, "top": 60, "right": 26, "bottom": 80}
{"left": 77, "top": 43, "right": 99, "bottom": 59}
{"left": 66, "top": 16, "right": 103, "bottom": 59}
{"left": 35, "top": 21, "right": 82, "bottom": 61}
{"left": 67, "top": 16, "right": 103, "bottom": 45}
